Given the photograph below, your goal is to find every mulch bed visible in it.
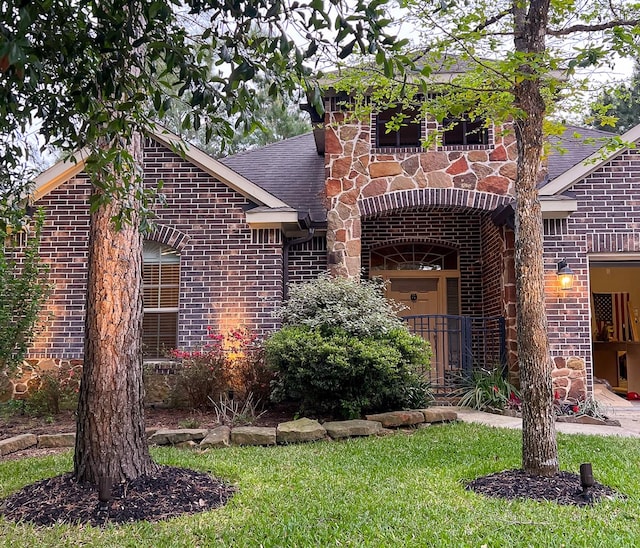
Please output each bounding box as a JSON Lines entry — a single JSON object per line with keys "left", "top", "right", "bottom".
{"left": 0, "top": 465, "right": 236, "bottom": 526}
{"left": 466, "top": 469, "right": 622, "bottom": 506}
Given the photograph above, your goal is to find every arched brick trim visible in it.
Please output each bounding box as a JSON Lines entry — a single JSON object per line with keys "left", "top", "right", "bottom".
{"left": 145, "top": 225, "right": 191, "bottom": 252}
{"left": 359, "top": 188, "right": 512, "bottom": 219}
{"left": 585, "top": 232, "right": 640, "bottom": 254}
{"left": 369, "top": 237, "right": 460, "bottom": 252}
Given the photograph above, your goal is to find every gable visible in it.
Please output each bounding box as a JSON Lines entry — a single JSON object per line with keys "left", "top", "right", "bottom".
{"left": 541, "top": 123, "right": 640, "bottom": 197}
{"left": 32, "top": 129, "right": 299, "bottom": 229}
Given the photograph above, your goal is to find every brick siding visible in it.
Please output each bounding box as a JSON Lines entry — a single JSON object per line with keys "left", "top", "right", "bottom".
{"left": 543, "top": 146, "right": 640, "bottom": 393}
{"left": 287, "top": 235, "right": 327, "bottom": 285}
{"left": 27, "top": 137, "right": 286, "bottom": 360}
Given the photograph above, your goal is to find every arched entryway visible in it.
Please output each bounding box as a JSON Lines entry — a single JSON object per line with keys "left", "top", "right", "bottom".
{"left": 362, "top": 209, "right": 512, "bottom": 395}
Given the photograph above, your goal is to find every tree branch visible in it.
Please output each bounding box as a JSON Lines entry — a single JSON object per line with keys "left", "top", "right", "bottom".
{"left": 474, "top": 7, "right": 513, "bottom": 33}
{"left": 548, "top": 19, "right": 640, "bottom": 36}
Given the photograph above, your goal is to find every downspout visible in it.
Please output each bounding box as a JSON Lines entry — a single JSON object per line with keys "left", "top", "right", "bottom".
{"left": 283, "top": 228, "right": 315, "bottom": 299}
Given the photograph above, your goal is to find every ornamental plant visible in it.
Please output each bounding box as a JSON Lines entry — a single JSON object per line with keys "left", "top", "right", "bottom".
{"left": 454, "top": 367, "right": 521, "bottom": 413}
{"left": 25, "top": 362, "right": 82, "bottom": 416}
{"left": 266, "top": 275, "right": 432, "bottom": 419}
{"left": 553, "top": 392, "right": 608, "bottom": 420}
{"left": 169, "top": 327, "right": 271, "bottom": 410}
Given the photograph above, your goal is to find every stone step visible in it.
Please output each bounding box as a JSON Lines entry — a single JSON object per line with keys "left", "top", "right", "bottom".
{"left": 323, "top": 419, "right": 382, "bottom": 439}
{"left": 0, "top": 433, "right": 37, "bottom": 456}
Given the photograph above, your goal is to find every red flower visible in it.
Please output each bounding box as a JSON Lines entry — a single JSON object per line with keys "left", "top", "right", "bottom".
{"left": 572, "top": 405, "right": 580, "bottom": 413}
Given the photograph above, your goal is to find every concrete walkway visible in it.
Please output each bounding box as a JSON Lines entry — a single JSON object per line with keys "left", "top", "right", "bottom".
{"left": 454, "top": 385, "right": 640, "bottom": 438}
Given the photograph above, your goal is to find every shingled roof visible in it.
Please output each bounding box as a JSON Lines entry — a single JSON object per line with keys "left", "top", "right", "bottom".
{"left": 219, "top": 124, "right": 618, "bottom": 225}
{"left": 220, "top": 133, "right": 326, "bottom": 225}
{"left": 544, "top": 124, "right": 615, "bottom": 183}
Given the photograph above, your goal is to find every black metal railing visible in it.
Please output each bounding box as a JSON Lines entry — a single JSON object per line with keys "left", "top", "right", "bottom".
{"left": 403, "top": 315, "right": 506, "bottom": 395}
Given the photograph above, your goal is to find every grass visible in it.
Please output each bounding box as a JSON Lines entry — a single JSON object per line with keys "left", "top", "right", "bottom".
{"left": 1, "top": 422, "right": 640, "bottom": 547}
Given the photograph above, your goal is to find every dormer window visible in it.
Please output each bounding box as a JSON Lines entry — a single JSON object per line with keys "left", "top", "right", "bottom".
{"left": 442, "top": 116, "right": 489, "bottom": 146}
{"left": 375, "top": 106, "right": 422, "bottom": 148}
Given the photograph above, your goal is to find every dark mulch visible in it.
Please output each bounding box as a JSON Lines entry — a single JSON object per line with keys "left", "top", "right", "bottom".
{"left": 466, "top": 469, "right": 622, "bottom": 506}
{"left": 0, "top": 465, "right": 236, "bottom": 526}
{"left": 1, "top": 403, "right": 300, "bottom": 439}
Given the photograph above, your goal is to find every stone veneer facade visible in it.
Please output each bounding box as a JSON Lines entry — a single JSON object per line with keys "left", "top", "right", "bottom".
{"left": 323, "top": 110, "right": 518, "bottom": 278}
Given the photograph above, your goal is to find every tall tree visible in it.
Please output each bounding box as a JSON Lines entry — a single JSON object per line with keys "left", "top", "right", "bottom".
{"left": 163, "top": 74, "right": 311, "bottom": 157}
{"left": 334, "top": 0, "right": 640, "bottom": 476}
{"left": 0, "top": 0, "right": 404, "bottom": 484}
{"left": 590, "top": 62, "right": 640, "bottom": 133}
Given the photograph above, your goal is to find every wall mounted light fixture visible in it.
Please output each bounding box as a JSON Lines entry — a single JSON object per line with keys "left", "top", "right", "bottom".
{"left": 557, "top": 259, "right": 574, "bottom": 290}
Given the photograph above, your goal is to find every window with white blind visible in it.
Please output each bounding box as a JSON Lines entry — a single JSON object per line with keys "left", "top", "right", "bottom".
{"left": 142, "top": 241, "right": 180, "bottom": 359}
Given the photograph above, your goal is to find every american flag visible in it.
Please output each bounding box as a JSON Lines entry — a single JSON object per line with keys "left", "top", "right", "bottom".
{"left": 593, "top": 292, "right": 631, "bottom": 341}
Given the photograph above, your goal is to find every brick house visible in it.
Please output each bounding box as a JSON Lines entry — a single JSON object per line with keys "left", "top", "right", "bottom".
{"left": 6, "top": 91, "right": 640, "bottom": 403}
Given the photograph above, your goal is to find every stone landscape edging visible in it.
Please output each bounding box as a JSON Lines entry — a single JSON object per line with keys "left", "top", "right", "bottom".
{"left": 0, "top": 408, "right": 459, "bottom": 457}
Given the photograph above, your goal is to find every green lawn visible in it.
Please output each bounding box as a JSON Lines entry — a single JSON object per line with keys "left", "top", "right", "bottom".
{"left": 1, "top": 422, "right": 639, "bottom": 547}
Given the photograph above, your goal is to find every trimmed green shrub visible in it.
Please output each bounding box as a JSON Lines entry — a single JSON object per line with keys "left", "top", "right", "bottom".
{"left": 277, "top": 274, "right": 405, "bottom": 337}
{"left": 266, "top": 276, "right": 432, "bottom": 419}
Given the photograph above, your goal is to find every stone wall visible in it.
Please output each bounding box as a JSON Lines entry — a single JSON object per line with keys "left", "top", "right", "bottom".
{"left": 324, "top": 111, "right": 518, "bottom": 278}
{"left": 1, "top": 358, "right": 183, "bottom": 408}
{"left": 552, "top": 357, "right": 587, "bottom": 402}
{"left": 0, "top": 358, "right": 82, "bottom": 402}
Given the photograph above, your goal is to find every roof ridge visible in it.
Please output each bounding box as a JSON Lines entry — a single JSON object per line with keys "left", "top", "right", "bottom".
{"left": 221, "top": 132, "right": 314, "bottom": 162}
{"left": 555, "top": 124, "right": 619, "bottom": 138}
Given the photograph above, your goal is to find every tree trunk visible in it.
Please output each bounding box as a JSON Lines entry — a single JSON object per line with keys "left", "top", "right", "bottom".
{"left": 513, "top": 0, "right": 558, "bottom": 476}
{"left": 74, "top": 133, "right": 157, "bottom": 484}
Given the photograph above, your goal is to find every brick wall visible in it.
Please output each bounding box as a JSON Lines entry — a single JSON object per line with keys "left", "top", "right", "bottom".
{"left": 28, "top": 137, "right": 286, "bottom": 360}
{"left": 287, "top": 235, "right": 327, "bottom": 285}
{"left": 543, "top": 146, "right": 640, "bottom": 396}
{"left": 361, "top": 211, "right": 486, "bottom": 317}
{"left": 479, "top": 218, "right": 510, "bottom": 316}
{"left": 29, "top": 175, "right": 92, "bottom": 359}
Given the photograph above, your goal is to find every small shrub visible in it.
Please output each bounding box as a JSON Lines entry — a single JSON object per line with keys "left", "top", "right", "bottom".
{"left": 455, "top": 367, "right": 520, "bottom": 413}
{"left": 224, "top": 329, "right": 273, "bottom": 402}
{"left": 0, "top": 399, "right": 27, "bottom": 418}
{"left": 178, "top": 417, "right": 201, "bottom": 429}
{"left": 554, "top": 393, "right": 608, "bottom": 419}
{"left": 169, "top": 328, "right": 271, "bottom": 409}
{"left": 168, "top": 345, "right": 228, "bottom": 410}
{"left": 267, "top": 275, "right": 432, "bottom": 419}
{"left": 25, "top": 362, "right": 81, "bottom": 415}
{"left": 209, "top": 392, "right": 266, "bottom": 426}
{"left": 266, "top": 326, "right": 432, "bottom": 419}
{"left": 278, "top": 274, "right": 405, "bottom": 337}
